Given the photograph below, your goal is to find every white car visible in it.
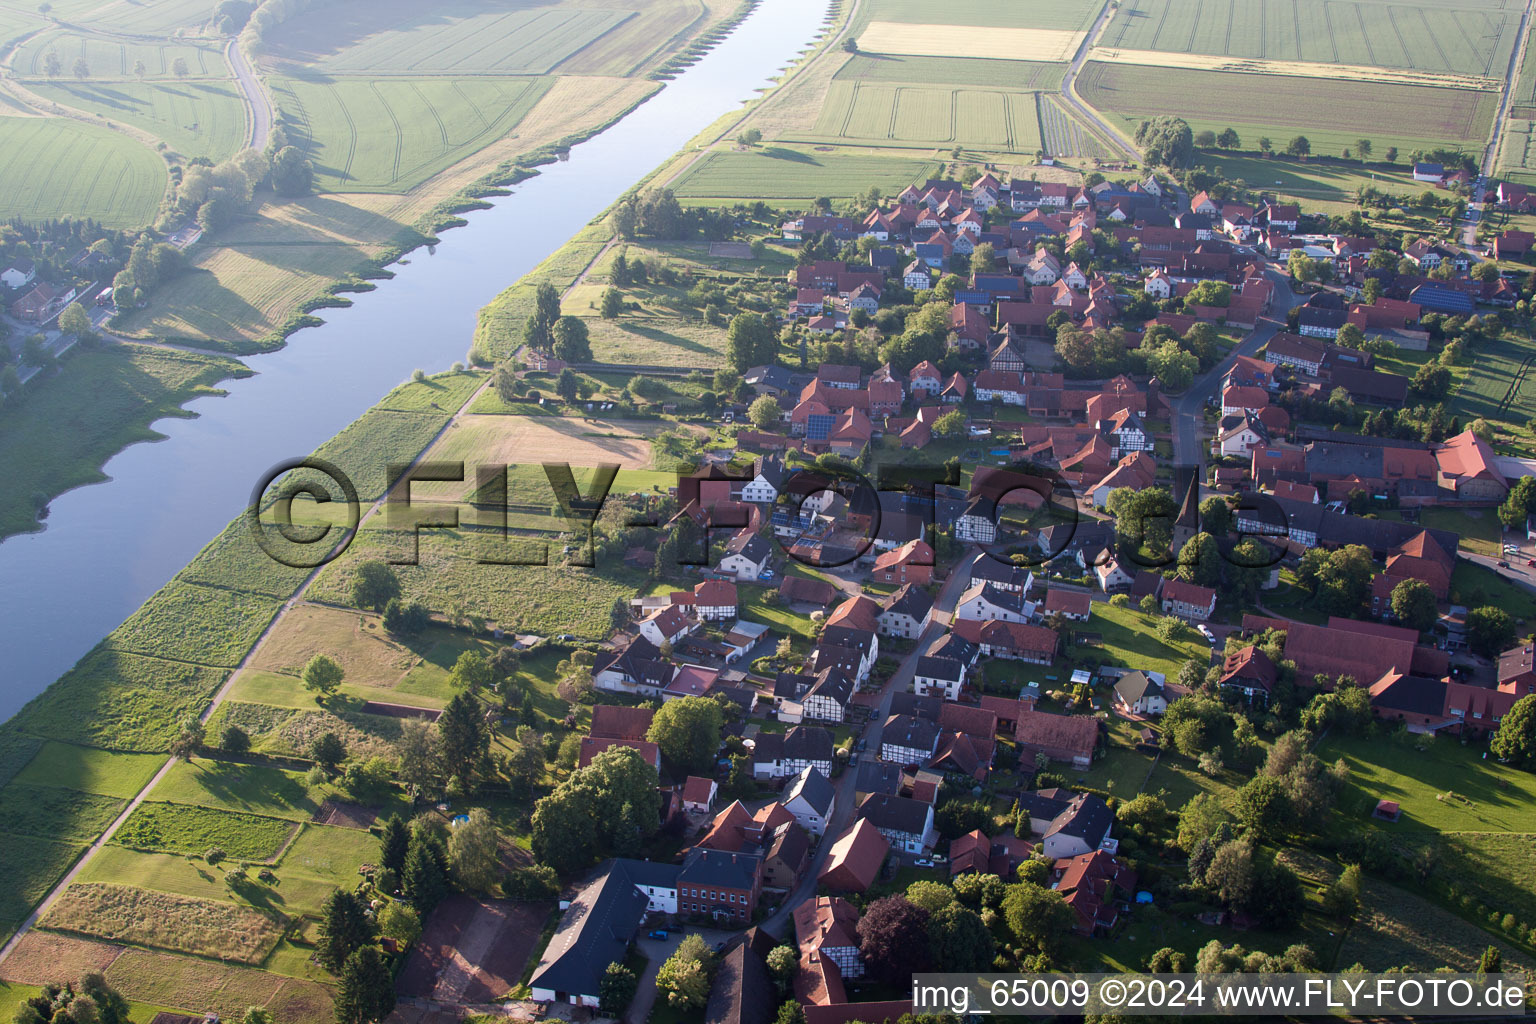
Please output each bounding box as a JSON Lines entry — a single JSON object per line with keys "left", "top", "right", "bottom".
{"left": 914, "top": 858, "right": 935, "bottom": 868}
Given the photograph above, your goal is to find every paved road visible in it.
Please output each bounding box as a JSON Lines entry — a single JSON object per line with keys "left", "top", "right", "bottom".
{"left": 625, "top": 926, "right": 740, "bottom": 1024}
{"left": 758, "top": 550, "right": 979, "bottom": 939}
{"left": 227, "top": 38, "right": 272, "bottom": 151}
{"left": 1057, "top": 3, "right": 1138, "bottom": 163}
{"left": 1169, "top": 269, "right": 1306, "bottom": 469}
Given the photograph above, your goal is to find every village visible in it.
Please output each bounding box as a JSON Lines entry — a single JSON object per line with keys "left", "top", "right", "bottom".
{"left": 505, "top": 159, "right": 1536, "bottom": 1022}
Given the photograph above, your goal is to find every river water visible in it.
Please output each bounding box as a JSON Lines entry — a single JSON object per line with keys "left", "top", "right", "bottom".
{"left": 0, "top": 0, "right": 830, "bottom": 721}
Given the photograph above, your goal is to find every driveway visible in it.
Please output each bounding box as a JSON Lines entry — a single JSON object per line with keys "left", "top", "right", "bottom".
{"left": 759, "top": 551, "right": 980, "bottom": 938}
{"left": 627, "top": 926, "right": 741, "bottom": 1024}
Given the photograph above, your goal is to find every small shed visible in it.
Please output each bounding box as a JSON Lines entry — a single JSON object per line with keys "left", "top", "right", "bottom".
{"left": 1373, "top": 798, "right": 1401, "bottom": 822}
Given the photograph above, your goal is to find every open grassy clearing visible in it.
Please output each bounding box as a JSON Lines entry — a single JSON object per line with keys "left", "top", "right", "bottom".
{"left": 1398, "top": 831, "right": 1536, "bottom": 932}
{"left": 0, "top": 835, "right": 88, "bottom": 939}
{"left": 42, "top": 883, "right": 286, "bottom": 965}
{"left": 373, "top": 369, "right": 486, "bottom": 413}
{"left": 8, "top": 649, "right": 229, "bottom": 752}
{"left": 672, "top": 147, "right": 940, "bottom": 200}
{"left": 279, "top": 823, "right": 382, "bottom": 887}
{"left": 15, "top": 31, "right": 225, "bottom": 80}
{"left": 105, "top": 946, "right": 330, "bottom": 1023}
{"left": 0, "top": 116, "right": 165, "bottom": 228}
{"left": 855, "top": 22, "right": 1086, "bottom": 62}
{"left": 76, "top": 846, "right": 337, "bottom": 921}
{"left": 175, "top": 520, "right": 315, "bottom": 600}
{"left": 1339, "top": 875, "right": 1534, "bottom": 972}
{"left": 115, "top": 802, "right": 297, "bottom": 861}
{"left": 1186, "top": 152, "right": 1418, "bottom": 211}
{"left": 206, "top": 701, "right": 410, "bottom": 761}
{"left": 107, "top": 581, "right": 283, "bottom": 668}
{"left": 1451, "top": 331, "right": 1536, "bottom": 429}
{"left": 0, "top": 783, "right": 125, "bottom": 841}
{"left": 146, "top": 759, "right": 333, "bottom": 822}
{"left": 1085, "top": 602, "right": 1209, "bottom": 682}
{"left": 30, "top": 80, "right": 249, "bottom": 162}
{"left": 0, "top": 932, "right": 123, "bottom": 986}
{"left": 1101, "top": 0, "right": 1521, "bottom": 78}
{"left": 0, "top": 343, "right": 244, "bottom": 542}
{"left": 792, "top": 81, "right": 1044, "bottom": 152}
{"left": 1450, "top": 560, "right": 1536, "bottom": 623}
{"left": 1077, "top": 62, "right": 1497, "bottom": 158}
{"left": 271, "top": 75, "right": 552, "bottom": 193}
{"left": 250, "top": 603, "right": 416, "bottom": 682}
{"left": 224, "top": 668, "right": 448, "bottom": 710}
{"left": 9, "top": 742, "right": 165, "bottom": 798}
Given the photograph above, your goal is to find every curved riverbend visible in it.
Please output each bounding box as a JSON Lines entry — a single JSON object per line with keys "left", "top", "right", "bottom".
{"left": 0, "top": 0, "right": 832, "bottom": 721}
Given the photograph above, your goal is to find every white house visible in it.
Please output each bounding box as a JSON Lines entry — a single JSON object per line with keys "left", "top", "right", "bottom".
{"left": 1094, "top": 557, "right": 1134, "bottom": 592}
{"left": 1143, "top": 268, "right": 1172, "bottom": 299}
{"left": 752, "top": 726, "right": 835, "bottom": 779}
{"left": 639, "top": 605, "right": 696, "bottom": 647}
{"left": 1161, "top": 580, "right": 1217, "bottom": 620}
{"left": 912, "top": 654, "right": 966, "bottom": 700}
{"left": 742, "top": 456, "right": 790, "bottom": 504}
{"left": 782, "top": 766, "right": 836, "bottom": 835}
{"left": 954, "top": 582, "right": 1031, "bottom": 624}
{"left": 1111, "top": 671, "right": 1167, "bottom": 715}
{"left": 857, "top": 793, "right": 937, "bottom": 854}
{"left": 880, "top": 714, "right": 939, "bottom": 766}
{"left": 877, "top": 584, "right": 933, "bottom": 639}
{"left": 1, "top": 259, "right": 36, "bottom": 290}
{"left": 717, "top": 532, "right": 772, "bottom": 580}
{"left": 954, "top": 499, "right": 997, "bottom": 543}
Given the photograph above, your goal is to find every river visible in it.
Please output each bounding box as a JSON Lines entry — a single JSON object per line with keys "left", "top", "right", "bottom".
{"left": 0, "top": 0, "right": 831, "bottom": 722}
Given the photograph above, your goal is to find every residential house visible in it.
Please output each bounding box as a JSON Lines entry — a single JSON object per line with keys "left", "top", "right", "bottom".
{"left": 1042, "top": 588, "right": 1092, "bottom": 622}
{"left": 704, "top": 939, "right": 775, "bottom": 1024}
{"left": 593, "top": 636, "right": 675, "bottom": 696}
{"left": 678, "top": 847, "right": 762, "bottom": 923}
{"left": 640, "top": 604, "right": 697, "bottom": 648}
{"left": 948, "top": 829, "right": 991, "bottom": 876}
{"left": 752, "top": 726, "right": 835, "bottom": 779}
{"left": 1161, "top": 580, "right": 1217, "bottom": 620}
{"left": 856, "top": 793, "right": 936, "bottom": 853}
{"left": 954, "top": 581, "right": 1032, "bottom": 623}
{"left": 872, "top": 538, "right": 934, "bottom": 585}
{"left": 953, "top": 618, "right": 1059, "bottom": 665}
{"left": 762, "top": 826, "right": 812, "bottom": 891}
{"left": 718, "top": 532, "right": 773, "bottom": 580}
{"left": 878, "top": 583, "right": 934, "bottom": 639}
{"left": 682, "top": 776, "right": 719, "bottom": 814}
{"left": 782, "top": 766, "right": 836, "bottom": 835}
{"left": 743, "top": 455, "right": 791, "bottom": 504}
{"left": 1112, "top": 671, "right": 1167, "bottom": 715}
{"left": 1435, "top": 428, "right": 1509, "bottom": 502}
{"left": 1020, "top": 789, "right": 1114, "bottom": 858}
{"left": 694, "top": 580, "right": 740, "bottom": 621}
{"left": 818, "top": 820, "right": 890, "bottom": 892}
{"left": 881, "top": 714, "right": 940, "bottom": 766}
{"left": 1052, "top": 850, "right": 1138, "bottom": 936}
{"left": 1219, "top": 645, "right": 1277, "bottom": 702}
{"left": 1014, "top": 709, "right": 1098, "bottom": 768}
{"left": 1, "top": 259, "right": 35, "bottom": 289}
{"left": 794, "top": 897, "right": 864, "bottom": 980}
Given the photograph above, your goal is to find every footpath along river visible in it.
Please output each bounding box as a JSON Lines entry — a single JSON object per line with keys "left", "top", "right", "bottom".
{"left": 0, "top": 0, "right": 832, "bottom": 720}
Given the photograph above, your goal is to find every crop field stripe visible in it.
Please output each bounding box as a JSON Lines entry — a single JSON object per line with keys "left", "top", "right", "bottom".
{"left": 1416, "top": 8, "right": 1453, "bottom": 73}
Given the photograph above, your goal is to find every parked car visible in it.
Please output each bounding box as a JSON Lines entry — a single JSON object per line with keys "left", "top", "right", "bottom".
{"left": 648, "top": 930, "right": 668, "bottom": 940}
{"left": 1526, "top": 559, "right": 1535, "bottom": 567}
{"left": 914, "top": 858, "right": 934, "bottom": 868}
{"left": 1499, "top": 561, "right": 1511, "bottom": 568}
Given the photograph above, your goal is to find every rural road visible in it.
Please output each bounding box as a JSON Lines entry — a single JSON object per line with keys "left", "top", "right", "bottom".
{"left": 1058, "top": 2, "right": 1138, "bottom": 164}
{"left": 759, "top": 551, "right": 978, "bottom": 940}
{"left": 227, "top": 38, "right": 272, "bottom": 151}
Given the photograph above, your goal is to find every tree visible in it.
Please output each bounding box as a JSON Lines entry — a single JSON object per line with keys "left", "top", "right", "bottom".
{"left": 1134, "top": 116, "right": 1194, "bottom": 167}
{"left": 1177, "top": 792, "right": 1228, "bottom": 851}
{"left": 600, "top": 286, "right": 623, "bottom": 318}
{"left": 857, "top": 896, "right": 931, "bottom": 985}
{"left": 1258, "top": 137, "right": 1273, "bottom": 155}
{"left": 351, "top": 561, "right": 400, "bottom": 611}
{"left": 1385, "top": 146, "right": 1398, "bottom": 163}
{"left": 1286, "top": 136, "right": 1312, "bottom": 158}
{"left": 1356, "top": 138, "right": 1372, "bottom": 161}
{"left": 932, "top": 409, "right": 966, "bottom": 437}
{"left": 600, "top": 962, "right": 639, "bottom": 1015}
{"left": 58, "top": 302, "right": 92, "bottom": 338}
{"left": 447, "top": 807, "right": 500, "bottom": 892}
{"left": 1198, "top": 495, "right": 1232, "bottom": 537}
{"left": 1479, "top": 946, "right": 1504, "bottom": 974}
{"left": 1204, "top": 841, "right": 1255, "bottom": 909}
{"left": 302, "top": 654, "right": 345, "bottom": 700}
{"left": 401, "top": 829, "right": 450, "bottom": 910}
{"left": 169, "top": 714, "right": 205, "bottom": 760}
{"left": 395, "top": 719, "right": 438, "bottom": 796}
{"left": 1217, "top": 127, "right": 1241, "bottom": 149}
{"left": 1236, "top": 775, "right": 1293, "bottom": 839}
{"left": 1105, "top": 485, "right": 1177, "bottom": 556}
{"left": 71, "top": 56, "right": 89, "bottom": 79}
{"left": 1389, "top": 578, "right": 1438, "bottom": 632}
{"left": 379, "top": 815, "right": 411, "bottom": 876}
{"left": 448, "top": 651, "right": 493, "bottom": 693}
{"left": 748, "top": 395, "right": 782, "bottom": 429}
{"left": 1194, "top": 129, "right": 1216, "bottom": 148}
{"left": 1466, "top": 606, "right": 1517, "bottom": 658}
{"left": 531, "top": 746, "right": 659, "bottom": 874}
{"left": 439, "top": 691, "right": 489, "bottom": 785}
{"left": 726, "top": 312, "right": 777, "bottom": 371}
{"left": 311, "top": 732, "right": 346, "bottom": 775}
{"left": 270, "top": 146, "right": 314, "bottom": 195}
{"left": 1177, "top": 531, "right": 1222, "bottom": 587}
{"left": 171, "top": 57, "right": 189, "bottom": 78}
{"left": 132, "top": 58, "right": 147, "bottom": 80}
{"left": 928, "top": 902, "right": 995, "bottom": 972}
{"left": 317, "top": 889, "right": 376, "bottom": 972}
{"left": 647, "top": 695, "right": 724, "bottom": 774}
{"left": 1323, "top": 862, "right": 1362, "bottom": 919}
{"left": 736, "top": 127, "right": 762, "bottom": 147}
{"left": 1490, "top": 694, "right": 1536, "bottom": 767}
{"left": 1499, "top": 475, "right": 1536, "bottom": 528}
{"left": 221, "top": 724, "right": 250, "bottom": 754}
{"left": 905, "top": 880, "right": 956, "bottom": 914}
{"left": 1001, "top": 881, "right": 1073, "bottom": 953}
{"left": 552, "top": 316, "right": 591, "bottom": 363}
{"left": 766, "top": 945, "right": 798, "bottom": 990}
{"left": 43, "top": 51, "right": 61, "bottom": 77}
{"left": 377, "top": 902, "right": 420, "bottom": 947}
{"left": 524, "top": 283, "right": 562, "bottom": 350}
{"left": 334, "top": 945, "right": 394, "bottom": 1024}
{"left": 656, "top": 934, "right": 713, "bottom": 1009}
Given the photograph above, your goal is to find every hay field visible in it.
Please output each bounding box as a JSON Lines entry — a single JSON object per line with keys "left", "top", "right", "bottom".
{"left": 836, "top": 53, "right": 1066, "bottom": 90}
{"left": 41, "top": 883, "right": 286, "bottom": 964}
{"left": 271, "top": 75, "right": 553, "bottom": 193}
{"left": 856, "top": 22, "right": 1086, "bottom": 62}
{"left": 81, "top": 0, "right": 221, "bottom": 36}
{"left": 1086, "top": 46, "right": 1499, "bottom": 89}
{"left": 0, "top": 117, "right": 165, "bottom": 228}
{"left": 1076, "top": 61, "right": 1497, "bottom": 155}
{"left": 852, "top": 0, "right": 1102, "bottom": 32}
{"left": 250, "top": 604, "right": 415, "bottom": 682}
{"left": 1100, "top": 0, "right": 1521, "bottom": 78}
{"left": 30, "top": 81, "right": 249, "bottom": 162}
{"left": 0, "top": 932, "right": 122, "bottom": 986}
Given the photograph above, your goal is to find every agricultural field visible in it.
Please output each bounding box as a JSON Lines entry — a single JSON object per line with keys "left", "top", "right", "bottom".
{"left": 0, "top": 783, "right": 125, "bottom": 842}
{"left": 0, "top": 835, "right": 88, "bottom": 938}
{"left": 1076, "top": 61, "right": 1498, "bottom": 157}
{"left": 14, "top": 31, "right": 226, "bottom": 79}
{"left": 114, "top": 802, "right": 298, "bottom": 861}
{"left": 29, "top": 80, "right": 249, "bottom": 162}
{"left": 1099, "top": 0, "right": 1521, "bottom": 79}
{"left": 671, "top": 147, "right": 939, "bottom": 201}
{"left": 204, "top": 701, "right": 410, "bottom": 762}
{"left": 269, "top": 75, "right": 553, "bottom": 193}
{"left": 835, "top": 54, "right": 1066, "bottom": 90}
{"left": 797, "top": 81, "right": 1044, "bottom": 151}
{"left": 9, "top": 742, "right": 166, "bottom": 798}
{"left": 105, "top": 945, "right": 332, "bottom": 1022}
{"left": 1339, "top": 876, "right": 1534, "bottom": 972}
{"left": 1499, "top": 119, "right": 1536, "bottom": 183}
{"left": 108, "top": 581, "right": 283, "bottom": 667}
{"left": 81, "top": 0, "right": 225, "bottom": 36}
{"left": 0, "top": 117, "right": 165, "bottom": 228}
{"left": 854, "top": 22, "right": 1086, "bottom": 63}
{"left": 1184, "top": 153, "right": 1419, "bottom": 214}
{"left": 850, "top": 0, "right": 1103, "bottom": 32}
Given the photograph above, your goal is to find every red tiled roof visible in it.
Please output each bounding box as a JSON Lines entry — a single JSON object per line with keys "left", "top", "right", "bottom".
{"left": 578, "top": 736, "right": 660, "bottom": 768}
{"left": 948, "top": 828, "right": 991, "bottom": 875}
{"left": 590, "top": 705, "right": 654, "bottom": 741}
{"left": 818, "top": 819, "right": 890, "bottom": 892}
{"left": 1043, "top": 588, "right": 1092, "bottom": 618}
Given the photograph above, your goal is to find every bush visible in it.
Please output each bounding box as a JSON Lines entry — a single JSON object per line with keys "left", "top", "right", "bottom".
{"left": 504, "top": 864, "right": 560, "bottom": 900}
{"left": 205, "top": 846, "right": 226, "bottom": 864}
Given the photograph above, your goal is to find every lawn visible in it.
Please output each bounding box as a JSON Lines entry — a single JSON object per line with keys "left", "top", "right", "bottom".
{"left": 9, "top": 742, "right": 166, "bottom": 798}
{"left": 672, "top": 147, "right": 941, "bottom": 201}
{"left": 1414, "top": 507, "right": 1502, "bottom": 559}
{"left": 279, "top": 823, "right": 382, "bottom": 888}
{"left": 0, "top": 116, "right": 165, "bottom": 228}
{"left": 1183, "top": 152, "right": 1419, "bottom": 212}
{"left": 30, "top": 80, "right": 248, "bottom": 162}
{"left": 146, "top": 760, "right": 329, "bottom": 822}
{"left": 113, "top": 802, "right": 298, "bottom": 861}
{"left": 1076, "top": 61, "right": 1497, "bottom": 159}
{"left": 271, "top": 75, "right": 553, "bottom": 193}
{"left": 1449, "top": 561, "right": 1536, "bottom": 623}
{"left": 1085, "top": 602, "right": 1208, "bottom": 681}
{"left": 0, "top": 344, "right": 245, "bottom": 542}
{"left": 41, "top": 883, "right": 286, "bottom": 965}
{"left": 104, "top": 946, "right": 332, "bottom": 1024}
{"left": 1338, "top": 874, "right": 1534, "bottom": 973}
{"left": 1317, "top": 733, "right": 1536, "bottom": 833}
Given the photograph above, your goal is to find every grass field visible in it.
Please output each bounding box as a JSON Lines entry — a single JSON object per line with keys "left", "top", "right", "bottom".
{"left": 672, "top": 147, "right": 940, "bottom": 200}
{"left": 82, "top": 0, "right": 225, "bottom": 37}
{"left": 0, "top": 932, "right": 123, "bottom": 987}
{"left": 1339, "top": 875, "right": 1534, "bottom": 972}
{"left": 31, "top": 80, "right": 249, "bottom": 162}
{"left": 799, "top": 81, "right": 1044, "bottom": 151}
{"left": 114, "top": 802, "right": 297, "bottom": 861}
{"left": 251, "top": 603, "right": 416, "bottom": 683}
{"left": 10, "top": 742, "right": 166, "bottom": 798}
{"left": 0, "top": 835, "right": 88, "bottom": 937}
{"left": 855, "top": 22, "right": 1085, "bottom": 62}
{"left": 1077, "top": 61, "right": 1498, "bottom": 157}
{"left": 206, "top": 701, "right": 410, "bottom": 762}
{"left": 1100, "top": 0, "right": 1521, "bottom": 79}
{"left": 15, "top": 31, "right": 226, "bottom": 79}
{"left": 1086, "top": 602, "right": 1209, "bottom": 681}
{"left": 0, "top": 344, "right": 244, "bottom": 542}
{"left": 1182, "top": 152, "right": 1419, "bottom": 212}
{"left": 0, "top": 783, "right": 125, "bottom": 842}
{"left": 109, "top": 581, "right": 283, "bottom": 668}
{"left": 271, "top": 75, "right": 553, "bottom": 193}
{"left": 0, "top": 117, "right": 165, "bottom": 228}
{"left": 146, "top": 760, "right": 332, "bottom": 822}
{"left": 42, "top": 883, "right": 286, "bottom": 964}
{"left": 76, "top": 846, "right": 336, "bottom": 921}
{"left": 1452, "top": 331, "right": 1536, "bottom": 428}
{"left": 836, "top": 53, "right": 1066, "bottom": 90}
